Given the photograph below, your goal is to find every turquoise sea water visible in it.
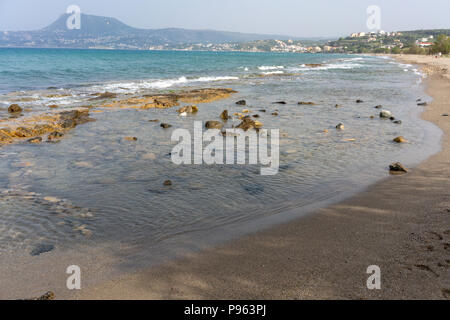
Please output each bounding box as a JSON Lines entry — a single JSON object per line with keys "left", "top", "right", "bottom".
{"left": 0, "top": 48, "right": 442, "bottom": 261}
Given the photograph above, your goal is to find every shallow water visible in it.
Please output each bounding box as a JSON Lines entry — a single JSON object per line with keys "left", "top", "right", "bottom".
{"left": 0, "top": 49, "right": 441, "bottom": 259}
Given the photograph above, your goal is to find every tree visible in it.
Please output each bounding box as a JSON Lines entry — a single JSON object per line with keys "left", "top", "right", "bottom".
{"left": 391, "top": 47, "right": 401, "bottom": 54}
{"left": 430, "top": 34, "right": 450, "bottom": 54}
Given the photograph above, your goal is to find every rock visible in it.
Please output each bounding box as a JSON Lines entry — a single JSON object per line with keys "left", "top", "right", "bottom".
{"left": 417, "top": 102, "right": 428, "bottom": 106}
{"left": 27, "top": 137, "right": 42, "bottom": 144}
{"left": 252, "top": 114, "right": 260, "bottom": 118}
{"left": 380, "top": 110, "right": 392, "bottom": 118}
{"left": 177, "top": 105, "right": 198, "bottom": 114}
{"left": 389, "top": 117, "right": 396, "bottom": 121}
{"left": 442, "top": 113, "right": 449, "bottom": 117}
{"left": 90, "top": 91, "right": 117, "bottom": 100}
{"left": 370, "top": 116, "right": 375, "bottom": 119}
{"left": 305, "top": 63, "right": 323, "bottom": 68}
{"left": 124, "top": 136, "right": 138, "bottom": 141}
{"left": 34, "top": 291, "right": 55, "bottom": 300}
{"left": 271, "top": 112, "right": 279, "bottom": 116}
{"left": 48, "top": 104, "right": 59, "bottom": 109}
{"left": 236, "top": 117, "right": 262, "bottom": 131}
{"left": 274, "top": 101, "right": 287, "bottom": 104}
{"left": 298, "top": 101, "right": 315, "bottom": 105}
{"left": 336, "top": 123, "right": 345, "bottom": 130}
{"left": 220, "top": 110, "right": 230, "bottom": 120}
{"left": 236, "top": 100, "right": 246, "bottom": 105}
{"left": 47, "top": 131, "right": 64, "bottom": 141}
{"left": 335, "top": 104, "right": 343, "bottom": 108}
{"left": 60, "top": 119, "right": 76, "bottom": 129}
{"left": 8, "top": 104, "right": 22, "bottom": 113}
{"left": 148, "top": 119, "right": 159, "bottom": 122}
{"left": 356, "top": 99, "right": 364, "bottom": 103}
{"left": 163, "top": 180, "right": 172, "bottom": 186}
{"left": 259, "top": 109, "right": 266, "bottom": 112}
{"left": 375, "top": 105, "right": 383, "bottom": 109}
{"left": 389, "top": 162, "right": 408, "bottom": 174}
{"left": 393, "top": 136, "right": 407, "bottom": 143}
{"left": 58, "top": 109, "right": 94, "bottom": 128}
{"left": 242, "top": 109, "right": 250, "bottom": 113}
{"left": 160, "top": 123, "right": 172, "bottom": 129}
{"left": 205, "top": 121, "right": 223, "bottom": 130}
{"left": 30, "top": 243, "right": 54, "bottom": 256}
{"left": 393, "top": 120, "right": 402, "bottom": 124}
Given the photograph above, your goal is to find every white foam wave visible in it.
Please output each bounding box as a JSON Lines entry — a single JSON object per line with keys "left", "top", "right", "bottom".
{"left": 258, "top": 66, "right": 285, "bottom": 71}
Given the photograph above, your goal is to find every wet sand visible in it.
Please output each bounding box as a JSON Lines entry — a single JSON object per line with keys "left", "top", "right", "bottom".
{"left": 70, "top": 55, "right": 449, "bottom": 300}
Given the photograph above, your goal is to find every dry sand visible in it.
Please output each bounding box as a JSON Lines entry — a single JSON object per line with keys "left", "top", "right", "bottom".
{"left": 72, "top": 55, "right": 450, "bottom": 300}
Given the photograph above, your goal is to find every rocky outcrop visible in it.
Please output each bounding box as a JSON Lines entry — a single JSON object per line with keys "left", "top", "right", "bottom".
{"left": 1, "top": 109, "right": 95, "bottom": 146}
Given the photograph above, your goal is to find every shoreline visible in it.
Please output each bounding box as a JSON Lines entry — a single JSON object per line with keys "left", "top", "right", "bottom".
{"left": 72, "top": 55, "right": 450, "bottom": 299}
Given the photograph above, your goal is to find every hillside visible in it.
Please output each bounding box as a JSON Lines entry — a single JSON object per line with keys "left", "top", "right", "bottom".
{"left": 0, "top": 13, "right": 295, "bottom": 49}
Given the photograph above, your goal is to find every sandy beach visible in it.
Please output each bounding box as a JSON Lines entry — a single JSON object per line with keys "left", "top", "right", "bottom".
{"left": 65, "top": 55, "right": 449, "bottom": 300}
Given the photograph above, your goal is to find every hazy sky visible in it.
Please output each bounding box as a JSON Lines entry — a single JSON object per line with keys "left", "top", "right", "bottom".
{"left": 0, "top": 0, "right": 449, "bottom": 37}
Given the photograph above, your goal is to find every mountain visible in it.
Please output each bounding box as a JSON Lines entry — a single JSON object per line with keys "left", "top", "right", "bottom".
{"left": 0, "top": 13, "right": 296, "bottom": 49}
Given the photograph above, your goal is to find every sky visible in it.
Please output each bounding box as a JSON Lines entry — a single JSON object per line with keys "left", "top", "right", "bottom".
{"left": 0, "top": 0, "right": 449, "bottom": 37}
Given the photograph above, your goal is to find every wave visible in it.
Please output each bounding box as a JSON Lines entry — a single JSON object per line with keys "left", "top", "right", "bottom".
{"left": 258, "top": 65, "right": 285, "bottom": 71}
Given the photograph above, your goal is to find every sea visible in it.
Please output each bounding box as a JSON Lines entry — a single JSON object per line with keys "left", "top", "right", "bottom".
{"left": 0, "top": 48, "right": 442, "bottom": 263}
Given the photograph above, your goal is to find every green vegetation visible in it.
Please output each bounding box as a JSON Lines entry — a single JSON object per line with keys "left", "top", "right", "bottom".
{"left": 430, "top": 34, "right": 450, "bottom": 54}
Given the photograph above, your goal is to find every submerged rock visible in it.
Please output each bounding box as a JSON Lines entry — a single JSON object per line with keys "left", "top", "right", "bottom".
{"left": 48, "top": 104, "right": 59, "bottom": 109}
{"left": 236, "top": 100, "right": 246, "bottom": 105}
{"left": 298, "top": 101, "right": 315, "bottom": 105}
{"left": 375, "top": 105, "right": 383, "bottom": 109}
{"left": 30, "top": 243, "right": 54, "bottom": 256}
{"left": 274, "top": 101, "right": 287, "bottom": 104}
{"left": 205, "top": 121, "right": 223, "bottom": 130}
{"left": 177, "top": 105, "right": 198, "bottom": 114}
{"left": 417, "top": 102, "right": 428, "bottom": 106}
{"left": 389, "top": 162, "right": 408, "bottom": 174}
{"left": 8, "top": 104, "right": 22, "bottom": 113}
{"left": 271, "top": 112, "right": 279, "bottom": 116}
{"left": 356, "top": 99, "right": 364, "bottom": 103}
{"left": 124, "top": 136, "right": 138, "bottom": 141}
{"left": 393, "top": 120, "right": 402, "bottom": 124}
{"left": 163, "top": 180, "right": 172, "bottom": 186}
{"left": 336, "top": 123, "right": 345, "bottom": 130}
{"left": 236, "top": 117, "right": 263, "bottom": 131}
